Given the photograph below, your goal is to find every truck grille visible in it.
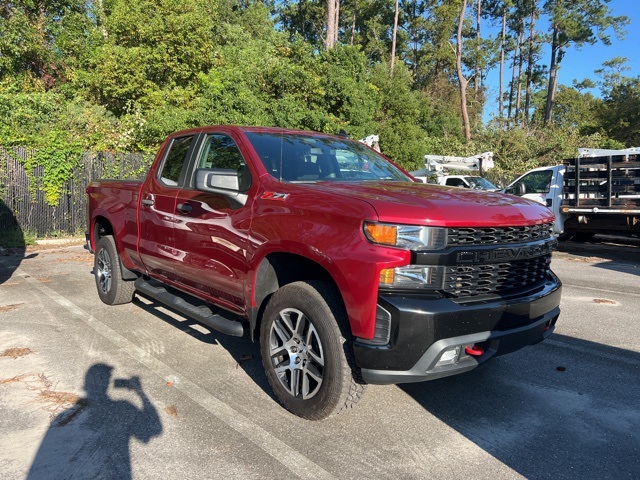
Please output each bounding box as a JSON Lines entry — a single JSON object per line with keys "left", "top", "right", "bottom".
{"left": 448, "top": 223, "right": 553, "bottom": 246}
{"left": 443, "top": 255, "right": 551, "bottom": 297}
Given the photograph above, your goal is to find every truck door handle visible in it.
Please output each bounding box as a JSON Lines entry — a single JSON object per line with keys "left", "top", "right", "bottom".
{"left": 176, "top": 202, "right": 193, "bottom": 214}
{"left": 141, "top": 199, "right": 154, "bottom": 207}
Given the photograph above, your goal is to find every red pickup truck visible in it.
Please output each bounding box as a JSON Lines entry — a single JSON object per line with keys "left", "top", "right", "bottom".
{"left": 86, "top": 126, "right": 561, "bottom": 419}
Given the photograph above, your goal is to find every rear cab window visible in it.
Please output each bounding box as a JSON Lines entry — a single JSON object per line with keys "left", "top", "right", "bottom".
{"left": 158, "top": 136, "right": 196, "bottom": 187}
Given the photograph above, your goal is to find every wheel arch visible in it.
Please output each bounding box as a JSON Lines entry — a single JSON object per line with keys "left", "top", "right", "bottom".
{"left": 92, "top": 215, "right": 138, "bottom": 281}
{"left": 249, "top": 252, "right": 346, "bottom": 341}
{"left": 92, "top": 215, "right": 114, "bottom": 245}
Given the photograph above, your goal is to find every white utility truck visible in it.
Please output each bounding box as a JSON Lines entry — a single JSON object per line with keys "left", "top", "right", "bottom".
{"left": 503, "top": 148, "right": 640, "bottom": 239}
{"left": 410, "top": 152, "right": 496, "bottom": 189}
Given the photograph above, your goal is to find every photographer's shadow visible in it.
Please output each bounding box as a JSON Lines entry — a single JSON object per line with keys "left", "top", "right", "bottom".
{"left": 28, "top": 363, "right": 162, "bottom": 480}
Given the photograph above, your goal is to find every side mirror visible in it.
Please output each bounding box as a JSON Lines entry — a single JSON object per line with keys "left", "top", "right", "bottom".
{"left": 195, "top": 168, "right": 247, "bottom": 205}
{"left": 506, "top": 181, "right": 526, "bottom": 196}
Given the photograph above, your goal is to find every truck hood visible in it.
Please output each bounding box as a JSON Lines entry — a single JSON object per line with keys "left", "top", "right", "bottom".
{"left": 304, "top": 181, "right": 555, "bottom": 227}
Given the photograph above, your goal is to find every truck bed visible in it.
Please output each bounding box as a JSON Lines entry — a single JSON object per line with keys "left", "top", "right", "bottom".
{"left": 562, "top": 154, "right": 640, "bottom": 211}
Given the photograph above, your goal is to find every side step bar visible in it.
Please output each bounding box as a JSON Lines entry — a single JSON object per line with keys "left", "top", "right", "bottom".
{"left": 134, "top": 278, "right": 244, "bottom": 337}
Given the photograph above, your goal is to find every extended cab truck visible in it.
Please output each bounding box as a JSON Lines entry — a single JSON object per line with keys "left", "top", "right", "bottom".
{"left": 504, "top": 149, "right": 640, "bottom": 240}
{"left": 87, "top": 126, "right": 562, "bottom": 420}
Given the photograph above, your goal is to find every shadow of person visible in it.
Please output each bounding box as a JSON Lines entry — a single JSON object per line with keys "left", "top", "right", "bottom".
{"left": 0, "top": 198, "right": 27, "bottom": 285}
{"left": 27, "top": 363, "right": 162, "bottom": 480}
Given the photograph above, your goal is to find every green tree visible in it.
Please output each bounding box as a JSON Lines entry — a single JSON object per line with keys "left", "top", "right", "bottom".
{"left": 595, "top": 56, "right": 631, "bottom": 89}
{"left": 542, "top": 0, "right": 628, "bottom": 125}
{"left": 0, "top": 0, "right": 90, "bottom": 88}
{"left": 597, "top": 78, "right": 640, "bottom": 146}
{"left": 79, "top": 0, "right": 217, "bottom": 115}
{"left": 546, "top": 85, "right": 599, "bottom": 129}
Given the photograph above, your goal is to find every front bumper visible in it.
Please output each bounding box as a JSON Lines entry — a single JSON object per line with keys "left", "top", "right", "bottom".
{"left": 354, "top": 275, "right": 561, "bottom": 385}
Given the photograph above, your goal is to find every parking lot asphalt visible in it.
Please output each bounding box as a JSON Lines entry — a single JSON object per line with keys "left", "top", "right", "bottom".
{"left": 0, "top": 239, "right": 639, "bottom": 479}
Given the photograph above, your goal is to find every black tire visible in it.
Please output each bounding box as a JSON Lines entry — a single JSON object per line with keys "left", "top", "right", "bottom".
{"left": 260, "top": 280, "right": 365, "bottom": 420}
{"left": 94, "top": 235, "right": 136, "bottom": 305}
{"left": 572, "top": 232, "right": 596, "bottom": 242}
{"left": 558, "top": 231, "right": 596, "bottom": 242}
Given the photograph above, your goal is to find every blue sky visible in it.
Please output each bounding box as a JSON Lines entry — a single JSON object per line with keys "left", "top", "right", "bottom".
{"left": 484, "top": 0, "right": 639, "bottom": 120}
{"left": 557, "top": 0, "right": 640, "bottom": 87}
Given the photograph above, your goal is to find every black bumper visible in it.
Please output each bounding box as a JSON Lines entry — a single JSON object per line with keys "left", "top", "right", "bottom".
{"left": 354, "top": 275, "right": 562, "bottom": 385}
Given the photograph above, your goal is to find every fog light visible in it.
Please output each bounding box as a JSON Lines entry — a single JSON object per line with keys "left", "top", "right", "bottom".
{"left": 436, "top": 346, "right": 461, "bottom": 366}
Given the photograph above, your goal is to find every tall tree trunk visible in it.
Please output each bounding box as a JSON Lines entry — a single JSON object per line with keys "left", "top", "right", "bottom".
{"left": 524, "top": 9, "right": 536, "bottom": 127}
{"left": 326, "top": 0, "right": 336, "bottom": 49}
{"left": 475, "top": 0, "right": 481, "bottom": 95}
{"left": 474, "top": 0, "right": 481, "bottom": 129}
{"left": 498, "top": 5, "right": 506, "bottom": 121}
{"left": 515, "top": 29, "right": 524, "bottom": 123}
{"left": 334, "top": 0, "right": 340, "bottom": 45}
{"left": 544, "top": 24, "right": 560, "bottom": 124}
{"left": 507, "top": 35, "right": 519, "bottom": 124}
{"left": 457, "top": 0, "right": 471, "bottom": 140}
{"left": 390, "top": 0, "right": 399, "bottom": 76}
{"left": 350, "top": 0, "right": 357, "bottom": 45}
{"left": 96, "top": 0, "right": 108, "bottom": 39}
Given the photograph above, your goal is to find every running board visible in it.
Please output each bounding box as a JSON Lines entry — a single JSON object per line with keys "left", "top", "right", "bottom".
{"left": 134, "top": 278, "right": 244, "bottom": 337}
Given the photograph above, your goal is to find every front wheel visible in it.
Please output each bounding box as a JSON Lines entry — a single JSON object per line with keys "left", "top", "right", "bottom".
{"left": 94, "top": 235, "right": 136, "bottom": 305}
{"left": 260, "top": 281, "right": 365, "bottom": 420}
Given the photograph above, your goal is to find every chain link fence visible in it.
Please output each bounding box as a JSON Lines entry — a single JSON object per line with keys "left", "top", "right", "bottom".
{"left": 0, "top": 148, "right": 154, "bottom": 237}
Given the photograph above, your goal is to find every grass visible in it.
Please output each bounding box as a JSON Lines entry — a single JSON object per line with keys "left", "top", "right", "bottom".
{"left": 0, "top": 227, "right": 36, "bottom": 249}
{"left": 0, "top": 228, "right": 86, "bottom": 249}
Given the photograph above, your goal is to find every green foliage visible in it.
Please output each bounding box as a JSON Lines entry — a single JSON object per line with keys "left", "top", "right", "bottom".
{"left": 322, "top": 47, "right": 377, "bottom": 126}
{"left": 0, "top": 0, "right": 90, "bottom": 88}
{"left": 0, "top": 88, "right": 60, "bottom": 145}
{"left": 532, "top": 85, "right": 600, "bottom": 130}
{"left": 23, "top": 132, "right": 82, "bottom": 206}
{"left": 79, "top": 0, "right": 217, "bottom": 115}
{"left": 597, "top": 78, "right": 640, "bottom": 147}
{"left": 0, "top": 227, "right": 36, "bottom": 248}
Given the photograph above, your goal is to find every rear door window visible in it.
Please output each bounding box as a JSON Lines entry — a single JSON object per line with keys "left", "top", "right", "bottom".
{"left": 158, "top": 136, "right": 195, "bottom": 186}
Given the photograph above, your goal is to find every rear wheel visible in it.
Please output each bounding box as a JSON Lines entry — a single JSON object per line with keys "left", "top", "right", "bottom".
{"left": 260, "top": 280, "right": 365, "bottom": 420}
{"left": 94, "top": 235, "right": 136, "bottom": 305}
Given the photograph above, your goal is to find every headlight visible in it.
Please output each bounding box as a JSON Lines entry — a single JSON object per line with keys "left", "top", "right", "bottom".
{"left": 379, "top": 265, "right": 444, "bottom": 290}
{"left": 364, "top": 222, "right": 447, "bottom": 250}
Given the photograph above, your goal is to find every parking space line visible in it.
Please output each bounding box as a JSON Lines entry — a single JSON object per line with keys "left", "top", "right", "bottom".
{"left": 562, "top": 282, "right": 640, "bottom": 297}
{"left": 544, "top": 337, "right": 640, "bottom": 367}
{"left": 19, "top": 272, "right": 336, "bottom": 480}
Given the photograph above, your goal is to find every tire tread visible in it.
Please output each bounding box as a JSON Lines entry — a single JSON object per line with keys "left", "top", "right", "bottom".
{"left": 260, "top": 280, "right": 366, "bottom": 420}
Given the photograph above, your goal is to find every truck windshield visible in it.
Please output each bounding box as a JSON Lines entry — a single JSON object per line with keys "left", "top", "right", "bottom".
{"left": 466, "top": 177, "right": 498, "bottom": 190}
{"left": 245, "top": 132, "right": 411, "bottom": 182}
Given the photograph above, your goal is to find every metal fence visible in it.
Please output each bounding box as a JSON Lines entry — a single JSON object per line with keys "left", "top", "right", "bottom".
{"left": 0, "top": 148, "right": 154, "bottom": 237}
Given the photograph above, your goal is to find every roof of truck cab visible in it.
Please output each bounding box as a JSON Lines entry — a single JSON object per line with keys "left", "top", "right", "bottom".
{"left": 167, "top": 125, "right": 341, "bottom": 138}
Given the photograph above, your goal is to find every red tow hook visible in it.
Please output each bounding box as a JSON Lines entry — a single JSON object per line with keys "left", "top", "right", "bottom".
{"left": 465, "top": 345, "right": 484, "bottom": 357}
